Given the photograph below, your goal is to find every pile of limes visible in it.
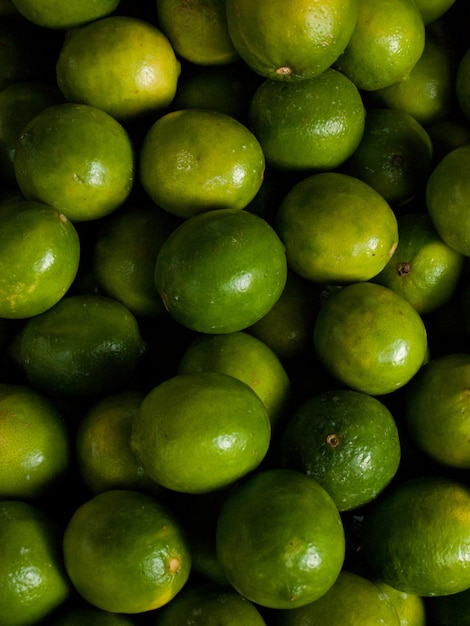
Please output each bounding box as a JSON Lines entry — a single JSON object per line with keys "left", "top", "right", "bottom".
{"left": 2, "top": 0, "right": 470, "bottom": 624}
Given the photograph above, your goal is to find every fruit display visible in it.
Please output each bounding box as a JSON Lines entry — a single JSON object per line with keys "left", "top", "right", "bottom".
{"left": 2, "top": 0, "right": 470, "bottom": 624}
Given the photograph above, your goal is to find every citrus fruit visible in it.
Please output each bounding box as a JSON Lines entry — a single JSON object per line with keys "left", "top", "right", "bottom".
{"left": 62, "top": 489, "right": 191, "bottom": 613}
{"left": 248, "top": 69, "right": 365, "bottom": 171}
{"left": 374, "top": 581, "right": 427, "bottom": 626}
{"left": 276, "top": 570, "right": 400, "bottom": 625}
{"left": 313, "top": 282, "right": 428, "bottom": 396}
{"left": 14, "top": 103, "right": 134, "bottom": 222}
{"left": 373, "top": 212, "right": 463, "bottom": 314}
{"left": 361, "top": 475, "right": 470, "bottom": 596}
{"left": 0, "top": 80, "right": 63, "bottom": 185}
{"left": 0, "top": 499, "right": 70, "bottom": 626}
{"left": 130, "top": 371, "right": 271, "bottom": 494}
{"left": 75, "top": 390, "right": 158, "bottom": 495}
{"left": 91, "top": 202, "right": 180, "bottom": 318}
{"left": 413, "top": 0, "right": 456, "bottom": 24}
{"left": 0, "top": 200, "right": 80, "bottom": 319}
{"left": 153, "top": 582, "right": 267, "bottom": 625}
{"left": 17, "top": 293, "right": 146, "bottom": 398}
{"left": 456, "top": 47, "right": 470, "bottom": 122}
{"left": 367, "top": 31, "right": 459, "bottom": 126}
{"left": 177, "top": 331, "right": 291, "bottom": 428}
{"left": 56, "top": 16, "right": 181, "bottom": 122}
{"left": 427, "top": 587, "right": 470, "bottom": 625}
{"left": 0, "top": 383, "right": 69, "bottom": 501}
{"left": 156, "top": 0, "right": 239, "bottom": 66}
{"left": 404, "top": 352, "right": 470, "bottom": 469}
{"left": 154, "top": 208, "right": 287, "bottom": 334}
{"left": 275, "top": 172, "right": 398, "bottom": 284}
{"left": 139, "top": 108, "right": 265, "bottom": 219}
{"left": 334, "top": 0, "right": 425, "bottom": 91}
{"left": 51, "top": 603, "right": 138, "bottom": 626}
{"left": 426, "top": 143, "right": 470, "bottom": 256}
{"left": 10, "top": 0, "right": 120, "bottom": 29}
{"left": 341, "top": 108, "right": 433, "bottom": 207}
{"left": 216, "top": 468, "right": 345, "bottom": 609}
{"left": 225, "top": 0, "right": 358, "bottom": 81}
{"left": 280, "top": 389, "right": 401, "bottom": 511}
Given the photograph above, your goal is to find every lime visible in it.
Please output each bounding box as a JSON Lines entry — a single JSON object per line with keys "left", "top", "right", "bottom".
{"left": 275, "top": 172, "right": 398, "bottom": 283}
{"left": 56, "top": 16, "right": 181, "bottom": 122}
{"left": 216, "top": 468, "right": 345, "bottom": 609}
{"left": 413, "top": 0, "right": 456, "bottom": 24}
{"left": 341, "top": 108, "right": 433, "bottom": 207}
{"left": 10, "top": 0, "right": 120, "bottom": 28}
{"left": 154, "top": 208, "right": 287, "bottom": 334}
{"left": 178, "top": 331, "right": 291, "bottom": 428}
{"left": 0, "top": 499, "right": 70, "bottom": 626}
{"left": 225, "top": 0, "right": 358, "bottom": 81}
{"left": 280, "top": 389, "right": 401, "bottom": 511}
{"left": 139, "top": 108, "right": 265, "bottom": 219}
{"left": 156, "top": 0, "right": 239, "bottom": 66}
{"left": 277, "top": 570, "right": 400, "bottom": 625}
{"left": 0, "top": 383, "right": 69, "bottom": 500}
{"left": 248, "top": 69, "right": 365, "bottom": 171}
{"left": 335, "top": 0, "right": 425, "bottom": 91}
{"left": 373, "top": 212, "right": 464, "bottom": 314}
{"left": 374, "top": 581, "right": 427, "bottom": 626}
{"left": 153, "top": 583, "right": 267, "bottom": 625}
{"left": 313, "top": 282, "right": 428, "bottom": 396}
{"left": 404, "top": 353, "right": 470, "bottom": 469}
{"left": 17, "top": 294, "right": 146, "bottom": 398}
{"left": 0, "top": 200, "right": 80, "bottom": 319}
{"left": 361, "top": 475, "right": 470, "bottom": 596}
{"left": 62, "top": 489, "right": 191, "bottom": 613}
{"left": 76, "top": 390, "right": 158, "bottom": 495}
{"left": 14, "top": 103, "right": 134, "bottom": 222}
{"left": 130, "top": 371, "right": 271, "bottom": 494}
{"left": 426, "top": 143, "right": 470, "bottom": 256}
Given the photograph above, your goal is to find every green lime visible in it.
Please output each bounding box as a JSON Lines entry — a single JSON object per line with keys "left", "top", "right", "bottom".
{"left": 248, "top": 69, "right": 365, "bottom": 171}
{"left": 216, "top": 468, "right": 345, "bottom": 609}
{"left": 275, "top": 172, "right": 398, "bottom": 283}
{"left": 62, "top": 489, "right": 191, "bottom": 613}
{"left": 178, "top": 331, "right": 291, "bottom": 428}
{"left": 374, "top": 581, "right": 426, "bottom": 626}
{"left": 225, "top": 0, "right": 358, "bottom": 81}
{"left": 139, "top": 108, "right": 265, "bottom": 219}
{"left": 280, "top": 389, "right": 401, "bottom": 511}
{"left": 313, "top": 282, "right": 428, "bottom": 396}
{"left": 11, "top": 0, "right": 120, "bottom": 28}
{"left": 130, "top": 371, "right": 271, "bottom": 494}
{"left": 0, "top": 499, "right": 70, "bottom": 626}
{"left": 154, "top": 208, "right": 287, "bottom": 334}
{"left": 14, "top": 103, "right": 134, "bottom": 222}
{"left": 56, "top": 15, "right": 181, "bottom": 122}
{"left": 17, "top": 294, "right": 146, "bottom": 398}
{"left": 0, "top": 200, "right": 80, "bottom": 319}
{"left": 361, "top": 475, "right": 470, "bottom": 596}
{"left": 413, "top": 0, "right": 456, "bottom": 23}
{"left": 277, "top": 570, "right": 400, "bottom": 625}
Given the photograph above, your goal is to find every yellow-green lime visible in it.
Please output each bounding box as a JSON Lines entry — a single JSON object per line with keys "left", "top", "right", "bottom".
{"left": 10, "top": 0, "right": 120, "bottom": 29}
{"left": 413, "top": 0, "right": 456, "bottom": 24}
{"left": 248, "top": 69, "right": 365, "bottom": 171}
{"left": 56, "top": 16, "right": 181, "bottom": 122}
{"left": 156, "top": 0, "right": 239, "bottom": 66}
{"left": 335, "top": 0, "right": 425, "bottom": 91}
{"left": 373, "top": 212, "right": 463, "bottom": 314}
{"left": 374, "top": 581, "right": 427, "bottom": 626}
{"left": 313, "top": 282, "right": 428, "bottom": 396}
{"left": 0, "top": 499, "right": 70, "bottom": 626}
{"left": 216, "top": 468, "right": 345, "bottom": 609}
{"left": 361, "top": 475, "right": 470, "bottom": 596}
{"left": 154, "top": 208, "right": 287, "bottom": 334}
{"left": 130, "top": 371, "right": 271, "bottom": 494}
{"left": 62, "top": 489, "right": 191, "bottom": 613}
{"left": 277, "top": 570, "right": 400, "bottom": 625}
{"left": 225, "top": 0, "right": 358, "bottom": 81}
{"left": 140, "top": 108, "right": 265, "bottom": 219}
{"left": 280, "top": 389, "right": 401, "bottom": 511}
{"left": 14, "top": 103, "right": 134, "bottom": 222}
{"left": 0, "top": 200, "right": 80, "bottom": 319}
{"left": 275, "top": 172, "right": 398, "bottom": 284}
